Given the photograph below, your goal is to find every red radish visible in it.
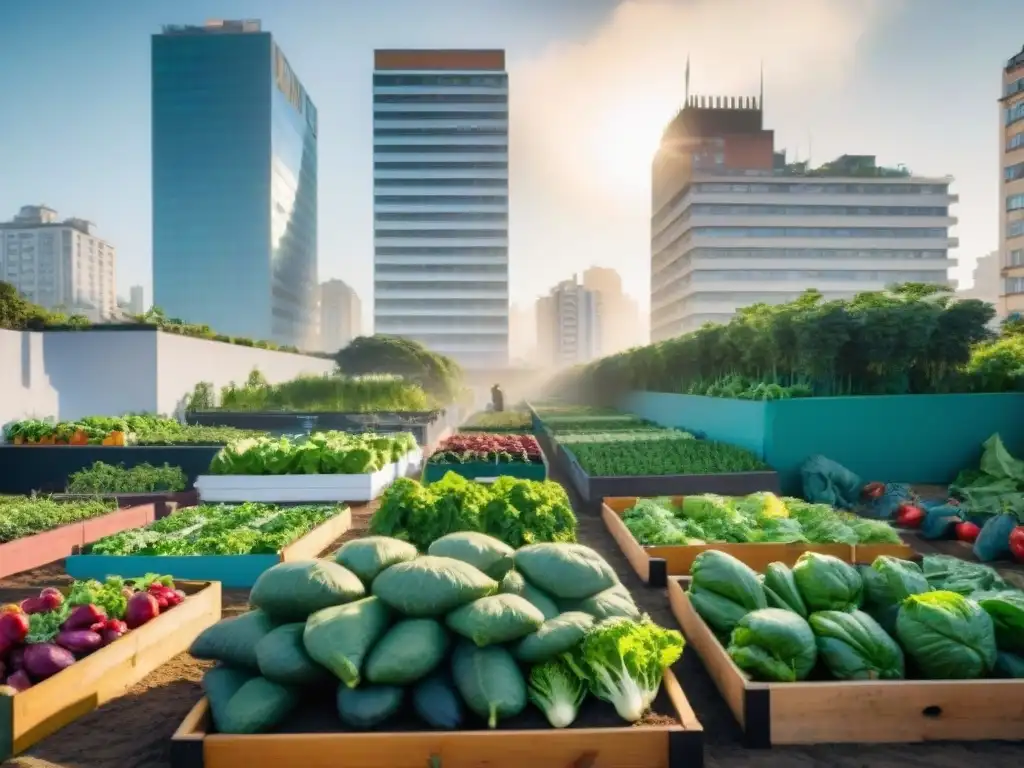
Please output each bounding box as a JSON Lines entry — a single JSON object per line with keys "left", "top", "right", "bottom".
{"left": 125, "top": 592, "right": 159, "bottom": 629}
{"left": 5, "top": 670, "right": 31, "bottom": 691}
{"left": 56, "top": 630, "right": 103, "bottom": 655}
{"left": 19, "top": 597, "right": 48, "bottom": 615}
{"left": 62, "top": 603, "right": 106, "bottom": 632}
{"left": 895, "top": 504, "right": 925, "bottom": 528}
{"left": 955, "top": 521, "right": 981, "bottom": 543}
{"left": 0, "top": 611, "right": 29, "bottom": 644}
{"left": 40, "top": 588, "right": 64, "bottom": 604}
{"left": 172, "top": 590, "right": 187, "bottom": 606}
{"left": 147, "top": 586, "right": 169, "bottom": 611}
{"left": 23, "top": 644, "right": 75, "bottom": 680}
{"left": 1010, "top": 526, "right": 1024, "bottom": 564}
{"left": 861, "top": 482, "right": 885, "bottom": 501}
{"left": 100, "top": 619, "right": 127, "bottom": 646}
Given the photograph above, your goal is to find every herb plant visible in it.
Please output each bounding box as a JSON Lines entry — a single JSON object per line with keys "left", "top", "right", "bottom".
{"left": 67, "top": 462, "right": 187, "bottom": 494}
{"left": 429, "top": 434, "right": 542, "bottom": 465}
{"left": 567, "top": 436, "right": 767, "bottom": 477}
{"left": 85, "top": 502, "right": 342, "bottom": 555}
{"left": 460, "top": 410, "right": 532, "bottom": 432}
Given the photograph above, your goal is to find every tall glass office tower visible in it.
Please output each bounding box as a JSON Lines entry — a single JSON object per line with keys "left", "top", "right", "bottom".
{"left": 152, "top": 20, "right": 318, "bottom": 349}
{"left": 373, "top": 50, "right": 509, "bottom": 369}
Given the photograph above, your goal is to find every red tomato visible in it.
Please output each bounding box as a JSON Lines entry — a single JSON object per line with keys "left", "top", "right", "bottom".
{"left": 1009, "top": 526, "right": 1024, "bottom": 563}
{"left": 895, "top": 503, "right": 925, "bottom": 528}
{"left": 955, "top": 521, "right": 981, "bottom": 543}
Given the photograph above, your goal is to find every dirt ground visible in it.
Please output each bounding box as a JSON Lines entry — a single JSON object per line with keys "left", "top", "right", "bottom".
{"left": 2, "top": 490, "right": 1023, "bottom": 768}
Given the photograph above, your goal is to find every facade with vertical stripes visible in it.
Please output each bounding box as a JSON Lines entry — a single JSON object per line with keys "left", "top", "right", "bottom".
{"left": 372, "top": 50, "right": 509, "bottom": 368}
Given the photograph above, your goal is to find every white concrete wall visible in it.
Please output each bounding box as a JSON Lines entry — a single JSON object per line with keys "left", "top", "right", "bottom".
{"left": 0, "top": 329, "right": 59, "bottom": 426}
{"left": 155, "top": 332, "right": 336, "bottom": 415}
{"left": 0, "top": 329, "right": 337, "bottom": 427}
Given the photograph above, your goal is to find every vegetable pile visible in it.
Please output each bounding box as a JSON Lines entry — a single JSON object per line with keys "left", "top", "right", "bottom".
{"left": 0, "top": 574, "right": 181, "bottom": 695}
{"left": 624, "top": 493, "right": 903, "bottom": 546}
{"left": 84, "top": 503, "right": 344, "bottom": 556}
{"left": 370, "top": 474, "right": 576, "bottom": 550}
{"left": 208, "top": 432, "right": 417, "bottom": 476}
{"left": 4, "top": 415, "right": 259, "bottom": 446}
{"left": 428, "top": 434, "right": 542, "bottom": 466}
{"left": 687, "top": 549, "right": 1024, "bottom": 682}
{"left": 67, "top": 461, "right": 188, "bottom": 494}
{"left": 0, "top": 497, "right": 118, "bottom": 544}
{"left": 535, "top": 406, "right": 768, "bottom": 478}
{"left": 188, "top": 538, "right": 683, "bottom": 734}
{"left": 460, "top": 411, "right": 532, "bottom": 433}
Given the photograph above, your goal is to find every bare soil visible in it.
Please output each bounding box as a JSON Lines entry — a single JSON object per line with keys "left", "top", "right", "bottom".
{"left": 2, "top": 489, "right": 1023, "bottom": 767}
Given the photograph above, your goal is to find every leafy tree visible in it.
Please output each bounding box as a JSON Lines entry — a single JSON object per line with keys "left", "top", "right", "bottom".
{"left": 336, "top": 335, "right": 462, "bottom": 404}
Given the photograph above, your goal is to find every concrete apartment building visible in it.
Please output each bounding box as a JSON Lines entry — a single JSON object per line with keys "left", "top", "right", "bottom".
{"left": 650, "top": 94, "right": 956, "bottom": 341}
{"left": 1, "top": 205, "right": 117, "bottom": 320}
{"left": 372, "top": 49, "right": 510, "bottom": 369}
{"left": 1001, "top": 46, "right": 1024, "bottom": 316}
{"left": 152, "top": 19, "right": 319, "bottom": 348}
{"left": 536, "top": 275, "right": 602, "bottom": 368}
{"left": 581, "top": 266, "right": 642, "bottom": 353}
{"left": 318, "top": 278, "right": 362, "bottom": 354}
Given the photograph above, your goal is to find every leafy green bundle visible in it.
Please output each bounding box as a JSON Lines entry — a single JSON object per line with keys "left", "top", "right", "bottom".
{"left": 0, "top": 497, "right": 118, "bottom": 543}
{"left": 370, "top": 474, "right": 576, "bottom": 550}
{"left": 67, "top": 461, "right": 187, "bottom": 494}
{"left": 208, "top": 431, "right": 417, "bottom": 476}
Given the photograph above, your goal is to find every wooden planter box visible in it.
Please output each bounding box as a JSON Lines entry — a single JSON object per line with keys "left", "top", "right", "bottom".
{"left": 0, "top": 579, "right": 222, "bottom": 762}
{"left": 0, "top": 502, "right": 160, "bottom": 579}
{"left": 667, "top": 578, "right": 1024, "bottom": 746}
{"left": 601, "top": 498, "right": 853, "bottom": 587}
{"left": 170, "top": 669, "right": 703, "bottom": 768}
{"left": 64, "top": 507, "right": 352, "bottom": 588}
{"left": 560, "top": 447, "right": 780, "bottom": 506}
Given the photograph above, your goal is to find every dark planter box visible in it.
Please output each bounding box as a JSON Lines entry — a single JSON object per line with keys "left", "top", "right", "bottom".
{"left": 0, "top": 446, "right": 220, "bottom": 495}
{"left": 49, "top": 490, "right": 199, "bottom": 519}
{"left": 559, "top": 446, "right": 780, "bottom": 506}
{"left": 186, "top": 409, "right": 458, "bottom": 451}
{"left": 423, "top": 461, "right": 548, "bottom": 484}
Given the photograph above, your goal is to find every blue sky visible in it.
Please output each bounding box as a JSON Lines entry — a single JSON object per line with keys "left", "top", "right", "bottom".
{"left": 1, "top": 0, "right": 1020, "bottom": 345}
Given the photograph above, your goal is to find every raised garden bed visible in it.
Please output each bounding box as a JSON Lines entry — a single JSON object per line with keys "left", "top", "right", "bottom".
{"left": 667, "top": 577, "right": 1024, "bottom": 746}
{"left": 0, "top": 446, "right": 221, "bottom": 495}
{"left": 601, "top": 497, "right": 913, "bottom": 587}
{"left": 560, "top": 447, "right": 780, "bottom": 505}
{"left": 64, "top": 506, "right": 352, "bottom": 588}
{"left": 195, "top": 463, "right": 403, "bottom": 503}
{"left": 423, "top": 433, "right": 547, "bottom": 484}
{"left": 0, "top": 579, "right": 222, "bottom": 762}
{"left": 187, "top": 409, "right": 458, "bottom": 451}
{"left": 169, "top": 668, "right": 703, "bottom": 768}
{"left": 49, "top": 491, "right": 199, "bottom": 519}
{"left": 0, "top": 502, "right": 161, "bottom": 579}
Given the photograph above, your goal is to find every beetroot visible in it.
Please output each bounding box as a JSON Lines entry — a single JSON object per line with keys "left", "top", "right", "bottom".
{"left": 24, "top": 643, "right": 75, "bottom": 680}
{"left": 125, "top": 592, "right": 159, "bottom": 629}
{"left": 6, "top": 669, "right": 33, "bottom": 691}
{"left": 20, "top": 597, "right": 48, "bottom": 615}
{"left": 100, "top": 619, "right": 128, "bottom": 646}
{"left": 0, "top": 611, "right": 29, "bottom": 643}
{"left": 56, "top": 630, "right": 103, "bottom": 655}
{"left": 8, "top": 646, "right": 25, "bottom": 672}
{"left": 40, "top": 587, "right": 64, "bottom": 603}
{"left": 62, "top": 604, "right": 107, "bottom": 632}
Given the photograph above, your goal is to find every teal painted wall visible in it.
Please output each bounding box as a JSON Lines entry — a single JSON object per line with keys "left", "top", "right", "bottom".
{"left": 622, "top": 392, "right": 768, "bottom": 458}
{"left": 620, "top": 391, "right": 1024, "bottom": 495}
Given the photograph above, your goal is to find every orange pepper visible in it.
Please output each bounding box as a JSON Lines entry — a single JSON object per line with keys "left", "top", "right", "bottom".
{"left": 1, "top": 603, "right": 22, "bottom": 614}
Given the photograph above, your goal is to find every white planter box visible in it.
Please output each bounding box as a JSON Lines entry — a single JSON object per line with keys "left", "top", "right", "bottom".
{"left": 399, "top": 448, "right": 424, "bottom": 477}
{"left": 195, "top": 462, "right": 398, "bottom": 503}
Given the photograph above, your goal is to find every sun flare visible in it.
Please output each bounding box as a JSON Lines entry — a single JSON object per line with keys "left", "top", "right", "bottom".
{"left": 587, "top": 101, "right": 671, "bottom": 201}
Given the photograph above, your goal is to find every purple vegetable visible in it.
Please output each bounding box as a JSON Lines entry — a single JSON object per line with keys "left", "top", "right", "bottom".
{"left": 20, "top": 597, "right": 48, "bottom": 615}
{"left": 5, "top": 669, "right": 32, "bottom": 691}
{"left": 8, "top": 646, "right": 25, "bottom": 672}
{"left": 56, "top": 630, "right": 103, "bottom": 655}
{"left": 23, "top": 643, "right": 75, "bottom": 680}
{"left": 62, "top": 604, "right": 107, "bottom": 632}
{"left": 100, "top": 619, "right": 128, "bottom": 647}
{"left": 125, "top": 592, "right": 159, "bottom": 629}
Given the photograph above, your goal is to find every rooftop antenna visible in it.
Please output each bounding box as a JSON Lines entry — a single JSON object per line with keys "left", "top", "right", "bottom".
{"left": 759, "top": 60, "right": 764, "bottom": 109}
{"left": 684, "top": 54, "right": 691, "bottom": 105}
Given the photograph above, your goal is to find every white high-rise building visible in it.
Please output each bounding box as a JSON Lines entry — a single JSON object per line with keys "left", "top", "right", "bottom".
{"left": 0, "top": 205, "right": 117, "bottom": 320}
{"left": 372, "top": 49, "right": 509, "bottom": 369}
{"left": 536, "top": 276, "right": 602, "bottom": 368}
{"left": 319, "top": 279, "right": 362, "bottom": 354}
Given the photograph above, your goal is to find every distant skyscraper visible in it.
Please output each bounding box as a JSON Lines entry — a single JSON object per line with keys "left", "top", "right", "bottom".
{"left": 582, "top": 266, "right": 642, "bottom": 354}
{"left": 1002, "top": 45, "right": 1024, "bottom": 315}
{"left": 0, "top": 205, "right": 117, "bottom": 320}
{"left": 129, "top": 285, "right": 145, "bottom": 315}
{"left": 535, "top": 275, "right": 601, "bottom": 368}
{"left": 372, "top": 49, "right": 509, "bottom": 369}
{"left": 152, "top": 19, "right": 318, "bottom": 348}
{"left": 319, "top": 279, "right": 362, "bottom": 354}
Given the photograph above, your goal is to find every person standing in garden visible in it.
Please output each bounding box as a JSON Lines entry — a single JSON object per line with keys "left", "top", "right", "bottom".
{"left": 491, "top": 383, "right": 505, "bottom": 412}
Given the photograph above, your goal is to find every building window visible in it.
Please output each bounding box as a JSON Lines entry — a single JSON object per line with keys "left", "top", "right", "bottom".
{"left": 1008, "top": 194, "right": 1024, "bottom": 211}
{"left": 1007, "top": 276, "right": 1024, "bottom": 294}
{"left": 1007, "top": 102, "right": 1024, "bottom": 126}
{"left": 1009, "top": 220, "right": 1024, "bottom": 239}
